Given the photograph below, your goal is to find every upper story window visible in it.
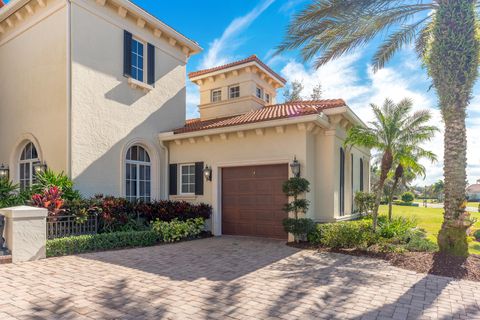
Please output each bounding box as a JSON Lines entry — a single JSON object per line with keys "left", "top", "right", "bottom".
{"left": 265, "top": 93, "right": 271, "bottom": 103}
{"left": 256, "top": 87, "right": 263, "bottom": 99}
{"left": 211, "top": 89, "right": 222, "bottom": 102}
{"left": 131, "top": 38, "right": 145, "bottom": 82}
{"left": 229, "top": 85, "right": 240, "bottom": 99}
{"left": 124, "top": 30, "right": 155, "bottom": 86}
{"left": 180, "top": 164, "right": 196, "bottom": 194}
{"left": 19, "top": 142, "right": 39, "bottom": 190}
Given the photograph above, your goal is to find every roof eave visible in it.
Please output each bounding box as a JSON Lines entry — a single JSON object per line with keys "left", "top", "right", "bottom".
{"left": 159, "top": 113, "right": 330, "bottom": 141}
{"left": 0, "top": 0, "right": 30, "bottom": 21}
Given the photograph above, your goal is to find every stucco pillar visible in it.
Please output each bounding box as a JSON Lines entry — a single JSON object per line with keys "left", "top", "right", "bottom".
{"left": 0, "top": 206, "right": 48, "bottom": 263}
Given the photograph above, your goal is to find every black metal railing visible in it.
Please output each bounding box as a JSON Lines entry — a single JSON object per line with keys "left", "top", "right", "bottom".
{"left": 47, "top": 214, "right": 97, "bottom": 239}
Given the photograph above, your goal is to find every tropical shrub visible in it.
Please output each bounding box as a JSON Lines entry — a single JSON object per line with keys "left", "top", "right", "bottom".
{"left": 473, "top": 229, "right": 480, "bottom": 241}
{"left": 32, "top": 170, "right": 81, "bottom": 201}
{"left": 308, "top": 220, "right": 376, "bottom": 249}
{"left": 377, "top": 216, "right": 417, "bottom": 239}
{"left": 31, "top": 186, "right": 65, "bottom": 216}
{"left": 282, "top": 218, "right": 315, "bottom": 241}
{"left": 401, "top": 192, "right": 415, "bottom": 203}
{"left": 151, "top": 218, "right": 205, "bottom": 243}
{"left": 0, "top": 178, "right": 25, "bottom": 208}
{"left": 354, "top": 191, "right": 376, "bottom": 215}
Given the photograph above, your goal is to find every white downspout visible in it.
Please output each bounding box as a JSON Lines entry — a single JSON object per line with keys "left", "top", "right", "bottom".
{"left": 66, "top": 0, "right": 72, "bottom": 178}
{"left": 158, "top": 139, "right": 169, "bottom": 200}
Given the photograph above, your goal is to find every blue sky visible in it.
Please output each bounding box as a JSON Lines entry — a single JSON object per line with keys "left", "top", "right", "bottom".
{"left": 130, "top": 0, "right": 480, "bottom": 187}
{"left": 6, "top": 0, "right": 479, "bottom": 186}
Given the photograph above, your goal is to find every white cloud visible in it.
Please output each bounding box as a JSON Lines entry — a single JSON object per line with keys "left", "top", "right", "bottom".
{"left": 279, "top": 50, "right": 461, "bottom": 186}
{"left": 199, "top": 0, "right": 275, "bottom": 69}
{"left": 186, "top": 82, "right": 200, "bottom": 119}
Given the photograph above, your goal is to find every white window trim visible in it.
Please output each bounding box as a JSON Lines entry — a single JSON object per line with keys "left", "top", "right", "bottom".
{"left": 125, "top": 147, "right": 152, "bottom": 202}
{"left": 179, "top": 163, "right": 196, "bottom": 195}
{"left": 131, "top": 37, "right": 147, "bottom": 82}
{"left": 128, "top": 77, "right": 153, "bottom": 92}
{"left": 228, "top": 85, "right": 240, "bottom": 99}
{"left": 256, "top": 86, "right": 264, "bottom": 99}
{"left": 211, "top": 89, "right": 222, "bottom": 102}
{"left": 19, "top": 142, "right": 39, "bottom": 190}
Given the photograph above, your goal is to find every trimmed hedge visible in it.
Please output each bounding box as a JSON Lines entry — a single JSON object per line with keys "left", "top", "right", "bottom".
{"left": 308, "top": 220, "right": 376, "bottom": 249}
{"left": 47, "top": 218, "right": 207, "bottom": 257}
{"left": 47, "top": 230, "right": 160, "bottom": 257}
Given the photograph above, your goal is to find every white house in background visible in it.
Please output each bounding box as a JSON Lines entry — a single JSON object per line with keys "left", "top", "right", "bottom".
{"left": 467, "top": 179, "right": 480, "bottom": 201}
{"left": 0, "top": 0, "right": 370, "bottom": 240}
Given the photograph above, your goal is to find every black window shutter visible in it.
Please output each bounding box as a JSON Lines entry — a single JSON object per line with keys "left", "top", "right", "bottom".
{"left": 195, "top": 162, "right": 204, "bottom": 195}
{"left": 147, "top": 43, "right": 155, "bottom": 85}
{"left": 169, "top": 164, "right": 177, "bottom": 196}
{"left": 123, "top": 30, "right": 132, "bottom": 77}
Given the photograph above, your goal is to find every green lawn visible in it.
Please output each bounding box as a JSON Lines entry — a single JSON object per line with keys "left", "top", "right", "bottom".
{"left": 467, "top": 202, "right": 480, "bottom": 208}
{"left": 378, "top": 205, "right": 480, "bottom": 255}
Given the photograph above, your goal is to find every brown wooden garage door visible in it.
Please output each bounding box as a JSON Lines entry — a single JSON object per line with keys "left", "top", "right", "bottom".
{"left": 222, "top": 164, "right": 288, "bottom": 239}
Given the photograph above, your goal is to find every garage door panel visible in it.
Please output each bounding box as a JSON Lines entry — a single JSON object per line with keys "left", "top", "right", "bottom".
{"left": 222, "top": 164, "right": 288, "bottom": 239}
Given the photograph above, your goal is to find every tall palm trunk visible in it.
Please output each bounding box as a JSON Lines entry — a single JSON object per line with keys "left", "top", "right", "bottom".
{"left": 388, "top": 165, "right": 403, "bottom": 221}
{"left": 373, "top": 151, "right": 393, "bottom": 231}
{"left": 429, "top": 0, "right": 479, "bottom": 256}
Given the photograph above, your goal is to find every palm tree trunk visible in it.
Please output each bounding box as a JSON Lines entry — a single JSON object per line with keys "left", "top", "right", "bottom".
{"left": 373, "top": 151, "right": 393, "bottom": 231}
{"left": 388, "top": 178, "right": 399, "bottom": 222}
{"left": 429, "top": 0, "right": 478, "bottom": 256}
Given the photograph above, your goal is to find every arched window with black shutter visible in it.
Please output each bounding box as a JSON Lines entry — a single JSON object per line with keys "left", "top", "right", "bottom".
{"left": 339, "top": 147, "right": 345, "bottom": 216}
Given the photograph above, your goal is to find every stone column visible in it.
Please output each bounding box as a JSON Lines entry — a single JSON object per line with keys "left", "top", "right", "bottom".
{"left": 0, "top": 206, "right": 48, "bottom": 263}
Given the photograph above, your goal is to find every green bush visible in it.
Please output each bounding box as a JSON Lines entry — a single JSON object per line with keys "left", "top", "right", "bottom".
{"left": 0, "top": 178, "right": 26, "bottom": 208}
{"left": 47, "top": 218, "right": 206, "bottom": 257}
{"left": 354, "top": 191, "right": 376, "bottom": 214}
{"left": 403, "top": 229, "right": 438, "bottom": 252}
{"left": 473, "top": 229, "right": 480, "bottom": 241}
{"left": 377, "top": 216, "right": 417, "bottom": 239}
{"left": 393, "top": 200, "right": 419, "bottom": 207}
{"left": 151, "top": 218, "right": 205, "bottom": 242}
{"left": 46, "top": 230, "right": 160, "bottom": 257}
{"left": 401, "top": 192, "right": 415, "bottom": 203}
{"left": 283, "top": 218, "right": 315, "bottom": 240}
{"left": 308, "top": 220, "right": 377, "bottom": 249}
{"left": 32, "top": 169, "right": 81, "bottom": 201}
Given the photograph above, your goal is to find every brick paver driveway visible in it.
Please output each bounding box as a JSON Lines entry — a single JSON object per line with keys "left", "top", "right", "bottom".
{"left": 1, "top": 236, "right": 480, "bottom": 320}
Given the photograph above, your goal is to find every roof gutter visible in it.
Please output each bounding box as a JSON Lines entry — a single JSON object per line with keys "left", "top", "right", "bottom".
{"left": 323, "top": 105, "right": 368, "bottom": 128}
{"left": 158, "top": 113, "right": 330, "bottom": 141}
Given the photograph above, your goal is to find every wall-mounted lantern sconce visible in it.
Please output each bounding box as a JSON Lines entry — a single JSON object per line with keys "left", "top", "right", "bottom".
{"left": 33, "top": 161, "right": 47, "bottom": 175}
{"left": 0, "top": 163, "right": 9, "bottom": 180}
{"left": 290, "top": 157, "right": 301, "bottom": 178}
{"left": 203, "top": 165, "right": 212, "bottom": 181}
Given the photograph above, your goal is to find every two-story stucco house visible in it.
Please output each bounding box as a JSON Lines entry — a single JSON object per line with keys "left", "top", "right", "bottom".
{"left": 0, "top": 0, "right": 370, "bottom": 240}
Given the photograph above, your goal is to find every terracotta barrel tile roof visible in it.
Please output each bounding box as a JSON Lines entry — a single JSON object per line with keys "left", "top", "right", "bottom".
{"left": 188, "top": 55, "right": 287, "bottom": 84}
{"left": 173, "top": 99, "right": 346, "bottom": 134}
{"left": 467, "top": 184, "right": 480, "bottom": 193}
{"left": 0, "top": 0, "right": 4, "bottom": 8}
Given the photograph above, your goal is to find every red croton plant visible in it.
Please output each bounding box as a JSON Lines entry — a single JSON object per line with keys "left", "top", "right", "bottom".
{"left": 31, "top": 186, "right": 65, "bottom": 216}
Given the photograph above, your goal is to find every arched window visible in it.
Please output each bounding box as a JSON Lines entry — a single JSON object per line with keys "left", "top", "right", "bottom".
{"left": 339, "top": 147, "right": 345, "bottom": 216}
{"left": 125, "top": 145, "right": 151, "bottom": 202}
{"left": 19, "top": 142, "right": 39, "bottom": 190}
{"left": 360, "top": 158, "right": 364, "bottom": 191}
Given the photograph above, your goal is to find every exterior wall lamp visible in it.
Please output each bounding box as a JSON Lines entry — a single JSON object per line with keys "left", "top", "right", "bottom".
{"left": 0, "top": 163, "right": 9, "bottom": 180}
{"left": 33, "top": 161, "right": 47, "bottom": 175}
{"left": 290, "top": 157, "right": 301, "bottom": 178}
{"left": 203, "top": 165, "right": 212, "bottom": 181}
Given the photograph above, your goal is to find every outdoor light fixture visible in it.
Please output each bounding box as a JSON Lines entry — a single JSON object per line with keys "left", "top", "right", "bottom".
{"left": 290, "top": 157, "right": 301, "bottom": 178}
{"left": 0, "top": 163, "right": 9, "bottom": 180}
{"left": 33, "top": 161, "right": 47, "bottom": 174}
{"left": 203, "top": 165, "right": 212, "bottom": 181}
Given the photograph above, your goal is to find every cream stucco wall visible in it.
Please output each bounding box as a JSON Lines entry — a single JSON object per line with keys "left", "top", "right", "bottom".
{"left": 70, "top": 0, "right": 188, "bottom": 198}
{"left": 0, "top": 0, "right": 68, "bottom": 182}
{"left": 196, "top": 68, "right": 279, "bottom": 120}
{"left": 165, "top": 121, "right": 371, "bottom": 235}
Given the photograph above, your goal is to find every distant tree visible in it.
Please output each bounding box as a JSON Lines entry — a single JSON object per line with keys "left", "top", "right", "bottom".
{"left": 283, "top": 80, "right": 304, "bottom": 102}
{"left": 310, "top": 83, "right": 322, "bottom": 100}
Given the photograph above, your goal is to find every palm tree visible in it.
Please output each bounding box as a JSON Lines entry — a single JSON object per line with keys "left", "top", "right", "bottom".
{"left": 278, "top": 0, "right": 479, "bottom": 256}
{"left": 387, "top": 146, "right": 437, "bottom": 221}
{"left": 345, "top": 98, "right": 437, "bottom": 231}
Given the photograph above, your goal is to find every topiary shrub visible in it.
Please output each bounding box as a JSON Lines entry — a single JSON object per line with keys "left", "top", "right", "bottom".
{"left": 283, "top": 218, "right": 315, "bottom": 241}
{"left": 401, "top": 191, "right": 415, "bottom": 203}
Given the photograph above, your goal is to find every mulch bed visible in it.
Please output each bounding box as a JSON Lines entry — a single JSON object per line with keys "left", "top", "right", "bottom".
{"left": 287, "top": 242, "right": 480, "bottom": 282}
